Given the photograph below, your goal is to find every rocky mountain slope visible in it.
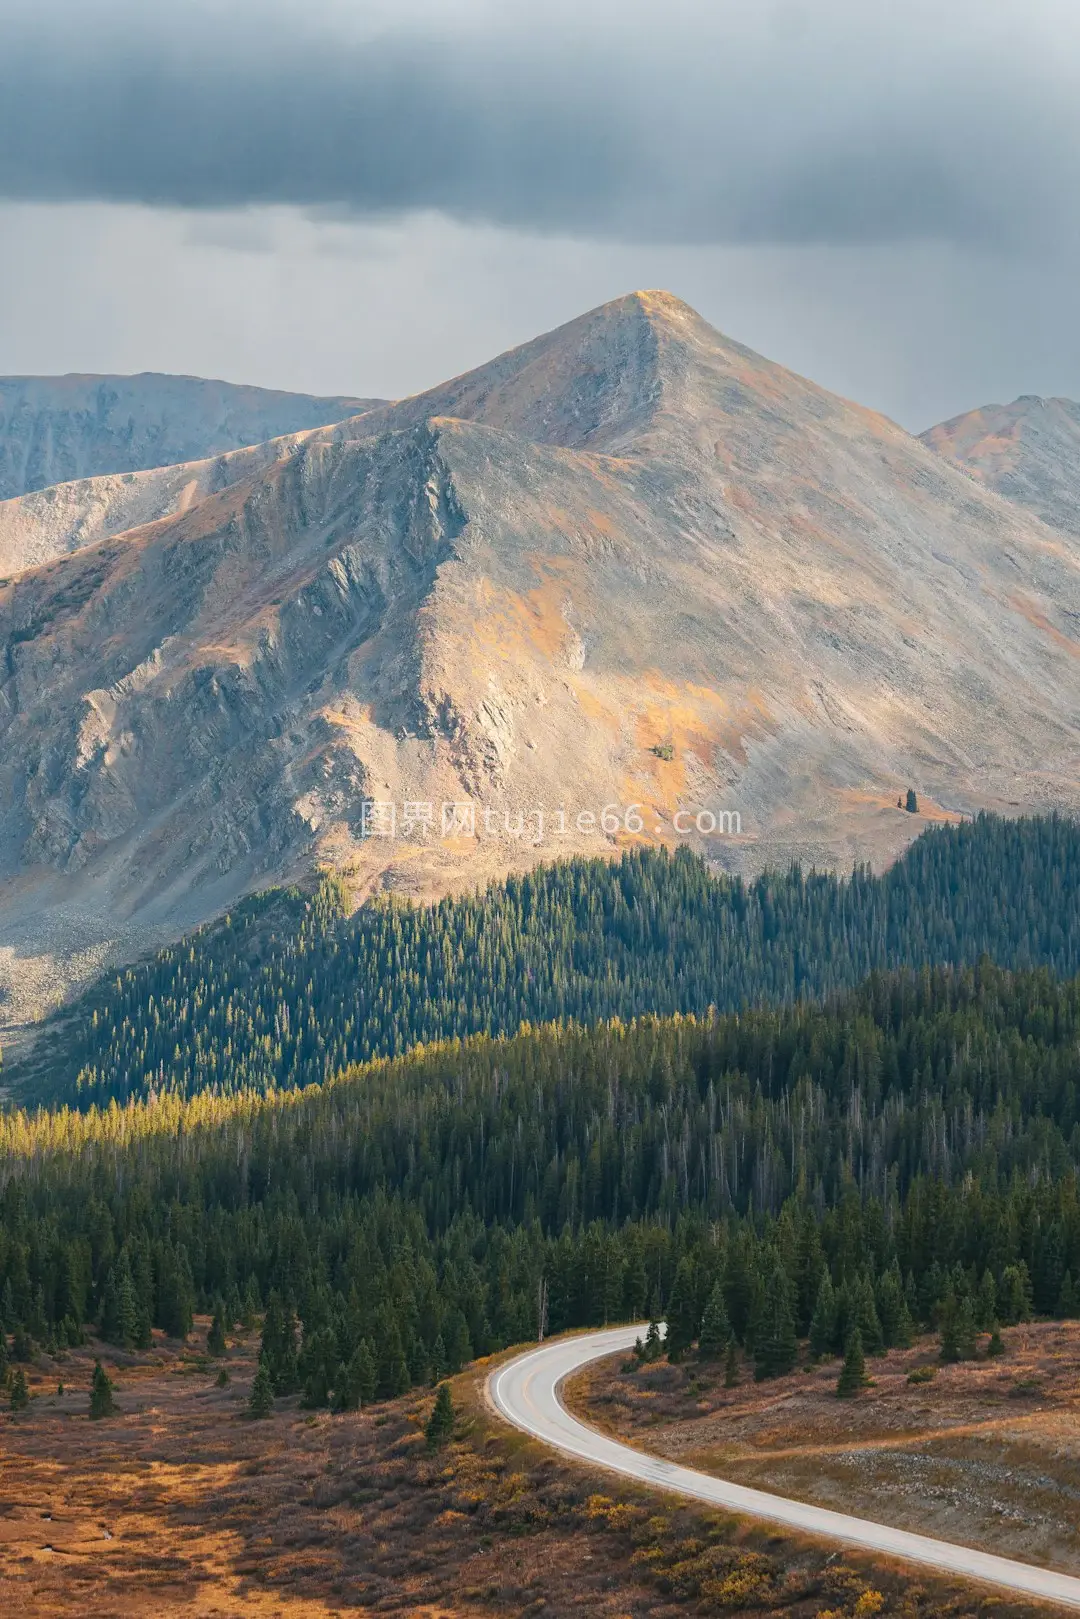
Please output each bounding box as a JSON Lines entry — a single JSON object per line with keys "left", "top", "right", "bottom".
{"left": 0, "top": 371, "right": 380, "bottom": 501}
{"left": 2, "top": 291, "right": 1079, "bottom": 1025}
{"left": 922, "top": 394, "right": 1080, "bottom": 537}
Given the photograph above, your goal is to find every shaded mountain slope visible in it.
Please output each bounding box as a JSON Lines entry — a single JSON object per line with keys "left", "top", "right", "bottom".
{"left": 0, "top": 371, "right": 380, "bottom": 501}
{"left": 2, "top": 291, "right": 1079, "bottom": 1023}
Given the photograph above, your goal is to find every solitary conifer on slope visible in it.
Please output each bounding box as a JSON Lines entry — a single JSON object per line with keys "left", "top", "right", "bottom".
{"left": 89, "top": 1360, "right": 115, "bottom": 1419}
{"left": 9, "top": 1368, "right": 29, "bottom": 1411}
{"left": 249, "top": 1359, "right": 274, "bottom": 1418}
{"left": 836, "top": 1330, "right": 868, "bottom": 1398}
{"left": 425, "top": 1382, "right": 455, "bottom": 1450}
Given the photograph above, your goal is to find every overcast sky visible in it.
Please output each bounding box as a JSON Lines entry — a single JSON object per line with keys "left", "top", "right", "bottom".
{"left": 0, "top": 0, "right": 1078, "bottom": 429}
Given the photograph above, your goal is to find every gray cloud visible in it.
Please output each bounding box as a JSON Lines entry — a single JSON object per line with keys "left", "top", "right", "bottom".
{"left": 0, "top": 0, "right": 1078, "bottom": 248}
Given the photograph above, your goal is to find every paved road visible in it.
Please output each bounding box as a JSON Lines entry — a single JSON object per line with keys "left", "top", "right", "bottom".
{"left": 489, "top": 1324, "right": 1080, "bottom": 1611}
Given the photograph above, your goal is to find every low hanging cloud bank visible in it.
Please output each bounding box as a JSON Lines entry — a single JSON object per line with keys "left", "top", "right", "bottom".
{"left": 0, "top": 0, "right": 1077, "bottom": 248}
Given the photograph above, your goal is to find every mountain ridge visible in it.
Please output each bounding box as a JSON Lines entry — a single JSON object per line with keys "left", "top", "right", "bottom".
{"left": 0, "top": 368, "right": 383, "bottom": 503}
{"left": 921, "top": 393, "right": 1080, "bottom": 539}
{"left": 2, "top": 290, "right": 1079, "bottom": 1028}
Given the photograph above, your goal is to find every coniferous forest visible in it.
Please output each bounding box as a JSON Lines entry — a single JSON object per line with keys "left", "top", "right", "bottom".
{"left": 13, "top": 811, "right": 1080, "bottom": 1108}
{"left": 4, "top": 953, "right": 1080, "bottom": 1410}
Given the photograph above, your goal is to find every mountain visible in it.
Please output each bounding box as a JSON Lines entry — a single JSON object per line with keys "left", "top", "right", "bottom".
{"left": 0, "top": 429, "right": 340, "bottom": 578}
{"left": 2, "top": 291, "right": 1080, "bottom": 1025}
{"left": 0, "top": 370, "right": 381, "bottom": 501}
{"left": 921, "top": 394, "right": 1080, "bottom": 537}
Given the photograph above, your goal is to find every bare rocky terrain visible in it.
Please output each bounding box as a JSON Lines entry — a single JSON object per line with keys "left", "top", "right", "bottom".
{"left": 922, "top": 393, "right": 1080, "bottom": 538}
{"left": 0, "top": 372, "right": 380, "bottom": 503}
{"left": 2, "top": 290, "right": 1079, "bottom": 1025}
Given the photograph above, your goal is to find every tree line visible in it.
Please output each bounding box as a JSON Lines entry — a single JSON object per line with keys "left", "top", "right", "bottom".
{"left": 15, "top": 811, "right": 1080, "bottom": 1108}
{"left": 4, "top": 961, "right": 1080, "bottom": 1410}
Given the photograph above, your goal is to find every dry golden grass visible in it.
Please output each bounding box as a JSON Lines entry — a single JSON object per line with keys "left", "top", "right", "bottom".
{"left": 0, "top": 1319, "right": 1065, "bottom": 1619}
{"left": 569, "top": 1321, "right": 1080, "bottom": 1582}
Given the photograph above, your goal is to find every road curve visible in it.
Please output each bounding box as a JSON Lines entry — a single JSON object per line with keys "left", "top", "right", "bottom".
{"left": 489, "top": 1324, "right": 1080, "bottom": 1611}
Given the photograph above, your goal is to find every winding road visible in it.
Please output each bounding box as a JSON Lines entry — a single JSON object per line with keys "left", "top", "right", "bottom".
{"left": 488, "top": 1324, "right": 1080, "bottom": 1610}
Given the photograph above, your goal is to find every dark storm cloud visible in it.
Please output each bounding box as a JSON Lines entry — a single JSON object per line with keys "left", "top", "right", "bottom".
{"left": 0, "top": 0, "right": 1077, "bottom": 248}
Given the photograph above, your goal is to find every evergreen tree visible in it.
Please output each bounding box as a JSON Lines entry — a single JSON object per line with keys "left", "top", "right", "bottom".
{"left": 425, "top": 1382, "right": 455, "bottom": 1450}
{"left": 724, "top": 1337, "right": 740, "bottom": 1388}
{"left": 998, "top": 1264, "right": 1033, "bottom": 1326}
{"left": 854, "top": 1272, "right": 885, "bottom": 1356}
{"left": 698, "top": 1283, "right": 732, "bottom": 1360}
{"left": 89, "top": 1361, "right": 115, "bottom": 1420}
{"left": 809, "top": 1271, "right": 837, "bottom": 1360}
{"left": 337, "top": 1340, "right": 376, "bottom": 1411}
{"left": 937, "top": 1290, "right": 976, "bottom": 1362}
{"left": 157, "top": 1244, "right": 195, "bottom": 1340}
{"left": 430, "top": 1334, "right": 447, "bottom": 1383}
{"left": 975, "top": 1270, "right": 998, "bottom": 1332}
{"left": 876, "top": 1265, "right": 913, "bottom": 1349}
{"left": 905, "top": 788, "right": 919, "bottom": 814}
{"left": 987, "top": 1323, "right": 1005, "bottom": 1357}
{"left": 1058, "top": 1271, "right": 1080, "bottom": 1318}
{"left": 207, "top": 1300, "right": 227, "bottom": 1357}
{"left": 643, "top": 1318, "right": 664, "bottom": 1363}
{"left": 836, "top": 1330, "right": 868, "bottom": 1397}
{"left": 664, "top": 1258, "right": 698, "bottom": 1361}
{"left": 751, "top": 1254, "right": 798, "bottom": 1381}
{"left": 9, "top": 1367, "right": 29, "bottom": 1411}
{"left": 299, "top": 1326, "right": 340, "bottom": 1409}
{"left": 260, "top": 1293, "right": 299, "bottom": 1395}
{"left": 241, "top": 1277, "right": 260, "bottom": 1331}
{"left": 249, "top": 1359, "right": 274, "bottom": 1418}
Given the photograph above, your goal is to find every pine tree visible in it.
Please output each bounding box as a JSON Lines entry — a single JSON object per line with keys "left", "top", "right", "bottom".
{"left": 89, "top": 1361, "right": 115, "bottom": 1420}
{"left": 1057, "top": 1271, "right": 1080, "bottom": 1319}
{"left": 157, "top": 1244, "right": 195, "bottom": 1341}
{"left": 664, "top": 1258, "right": 698, "bottom": 1361}
{"left": 836, "top": 1330, "right": 868, "bottom": 1397}
{"left": 431, "top": 1334, "right": 447, "bottom": 1383}
{"left": 975, "top": 1270, "right": 998, "bottom": 1332}
{"left": 207, "top": 1301, "right": 227, "bottom": 1357}
{"left": 698, "top": 1283, "right": 732, "bottom": 1360}
{"left": 425, "top": 1382, "right": 455, "bottom": 1449}
{"left": 905, "top": 788, "right": 919, "bottom": 814}
{"left": 938, "top": 1293, "right": 959, "bottom": 1363}
{"left": 987, "top": 1323, "right": 1005, "bottom": 1357}
{"left": 876, "top": 1265, "right": 912, "bottom": 1349}
{"left": 9, "top": 1368, "right": 29, "bottom": 1412}
{"left": 249, "top": 1358, "right": 274, "bottom": 1418}
{"left": 260, "top": 1293, "right": 299, "bottom": 1394}
{"left": 724, "top": 1337, "right": 740, "bottom": 1388}
{"left": 998, "top": 1263, "right": 1033, "bottom": 1325}
{"left": 643, "top": 1318, "right": 663, "bottom": 1363}
{"left": 337, "top": 1340, "right": 376, "bottom": 1411}
{"left": 809, "top": 1271, "right": 837, "bottom": 1360}
{"left": 241, "top": 1276, "right": 260, "bottom": 1331}
{"left": 0, "top": 1331, "right": 8, "bottom": 1385}
{"left": 751, "top": 1255, "right": 798, "bottom": 1381}
{"left": 854, "top": 1272, "right": 884, "bottom": 1356}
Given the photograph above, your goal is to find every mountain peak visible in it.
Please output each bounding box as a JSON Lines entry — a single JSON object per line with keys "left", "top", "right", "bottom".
{"left": 921, "top": 392, "right": 1080, "bottom": 537}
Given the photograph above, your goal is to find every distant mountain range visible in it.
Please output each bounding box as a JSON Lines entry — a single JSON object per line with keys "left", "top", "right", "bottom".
{"left": 0, "top": 370, "right": 381, "bottom": 499}
{"left": 1, "top": 293, "right": 1078, "bottom": 1028}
